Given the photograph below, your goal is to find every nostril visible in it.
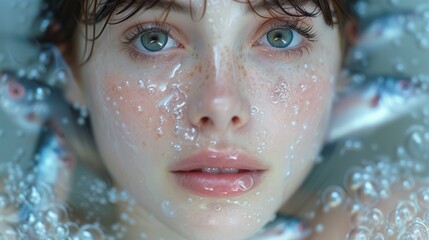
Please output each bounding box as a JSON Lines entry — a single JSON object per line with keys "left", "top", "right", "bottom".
{"left": 201, "top": 116, "right": 210, "bottom": 125}
{"left": 232, "top": 116, "right": 240, "bottom": 125}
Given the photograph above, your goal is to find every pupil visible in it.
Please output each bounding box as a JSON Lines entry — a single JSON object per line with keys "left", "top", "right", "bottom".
{"left": 267, "top": 28, "right": 293, "bottom": 48}
{"left": 141, "top": 31, "right": 168, "bottom": 52}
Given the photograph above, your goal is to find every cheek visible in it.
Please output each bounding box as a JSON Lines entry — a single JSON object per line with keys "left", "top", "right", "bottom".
{"left": 103, "top": 75, "right": 157, "bottom": 132}
{"left": 245, "top": 61, "right": 334, "bottom": 143}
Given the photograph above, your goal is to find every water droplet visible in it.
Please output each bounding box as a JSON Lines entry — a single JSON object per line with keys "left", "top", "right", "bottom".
{"left": 137, "top": 79, "right": 145, "bottom": 88}
{"left": 235, "top": 175, "right": 254, "bottom": 192}
{"left": 302, "top": 122, "right": 308, "bottom": 130}
{"left": 182, "top": 127, "right": 198, "bottom": 142}
{"left": 161, "top": 200, "right": 176, "bottom": 218}
{"left": 293, "top": 104, "right": 300, "bottom": 115}
{"left": 270, "top": 82, "right": 290, "bottom": 104}
{"left": 147, "top": 85, "right": 156, "bottom": 94}
{"left": 250, "top": 106, "right": 259, "bottom": 116}
{"left": 172, "top": 143, "right": 182, "bottom": 152}
{"left": 156, "top": 127, "right": 163, "bottom": 136}
{"left": 257, "top": 141, "right": 267, "bottom": 153}
{"left": 214, "top": 204, "right": 222, "bottom": 212}
{"left": 311, "top": 75, "right": 318, "bottom": 82}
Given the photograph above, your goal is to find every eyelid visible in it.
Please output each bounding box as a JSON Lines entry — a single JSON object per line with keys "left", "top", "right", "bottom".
{"left": 121, "top": 22, "right": 186, "bottom": 60}
{"left": 252, "top": 18, "right": 317, "bottom": 47}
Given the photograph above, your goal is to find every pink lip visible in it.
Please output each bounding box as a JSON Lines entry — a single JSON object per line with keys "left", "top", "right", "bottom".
{"left": 170, "top": 150, "right": 267, "bottom": 198}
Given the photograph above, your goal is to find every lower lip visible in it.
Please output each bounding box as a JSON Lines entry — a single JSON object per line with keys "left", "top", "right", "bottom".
{"left": 171, "top": 171, "right": 264, "bottom": 198}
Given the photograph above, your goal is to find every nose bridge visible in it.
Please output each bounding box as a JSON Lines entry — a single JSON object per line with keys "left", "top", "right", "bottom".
{"left": 212, "top": 45, "right": 239, "bottom": 91}
{"left": 188, "top": 45, "right": 249, "bottom": 132}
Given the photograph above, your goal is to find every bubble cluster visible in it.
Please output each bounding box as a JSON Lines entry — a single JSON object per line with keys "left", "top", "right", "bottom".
{"left": 312, "top": 149, "right": 429, "bottom": 239}
{"left": 270, "top": 81, "right": 290, "bottom": 105}
{"left": 0, "top": 160, "right": 142, "bottom": 239}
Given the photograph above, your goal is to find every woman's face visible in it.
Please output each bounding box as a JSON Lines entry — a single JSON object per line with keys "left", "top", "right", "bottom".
{"left": 73, "top": 0, "right": 341, "bottom": 239}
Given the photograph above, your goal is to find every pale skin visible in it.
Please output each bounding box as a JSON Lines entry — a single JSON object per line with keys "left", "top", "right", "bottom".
{"left": 68, "top": 0, "right": 341, "bottom": 239}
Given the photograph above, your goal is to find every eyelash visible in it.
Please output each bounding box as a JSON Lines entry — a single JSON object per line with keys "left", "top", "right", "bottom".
{"left": 256, "top": 20, "right": 317, "bottom": 57}
{"left": 120, "top": 20, "right": 317, "bottom": 61}
{"left": 121, "top": 23, "right": 180, "bottom": 62}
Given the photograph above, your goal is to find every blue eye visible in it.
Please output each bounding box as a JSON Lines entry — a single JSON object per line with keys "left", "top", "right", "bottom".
{"left": 140, "top": 30, "right": 168, "bottom": 52}
{"left": 261, "top": 27, "right": 303, "bottom": 49}
{"left": 135, "top": 28, "right": 178, "bottom": 53}
{"left": 266, "top": 28, "right": 293, "bottom": 48}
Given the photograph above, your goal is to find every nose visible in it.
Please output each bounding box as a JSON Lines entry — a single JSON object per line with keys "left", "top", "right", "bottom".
{"left": 187, "top": 47, "right": 250, "bottom": 133}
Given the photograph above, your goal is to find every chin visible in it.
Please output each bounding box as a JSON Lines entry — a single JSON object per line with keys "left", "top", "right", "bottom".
{"left": 171, "top": 203, "right": 274, "bottom": 240}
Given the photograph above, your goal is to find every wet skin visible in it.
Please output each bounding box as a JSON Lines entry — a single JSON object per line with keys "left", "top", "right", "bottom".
{"left": 69, "top": 0, "right": 341, "bottom": 239}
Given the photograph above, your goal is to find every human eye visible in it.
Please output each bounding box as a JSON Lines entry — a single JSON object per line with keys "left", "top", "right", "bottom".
{"left": 121, "top": 24, "right": 183, "bottom": 61}
{"left": 256, "top": 20, "right": 317, "bottom": 56}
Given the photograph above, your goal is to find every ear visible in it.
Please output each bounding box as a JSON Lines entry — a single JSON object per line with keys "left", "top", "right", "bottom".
{"left": 345, "top": 17, "right": 359, "bottom": 47}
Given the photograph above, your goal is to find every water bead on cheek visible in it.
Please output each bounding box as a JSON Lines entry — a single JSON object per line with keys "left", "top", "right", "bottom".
{"left": 270, "top": 81, "right": 290, "bottom": 105}
{"left": 161, "top": 200, "right": 177, "bottom": 218}
{"left": 250, "top": 106, "right": 259, "bottom": 116}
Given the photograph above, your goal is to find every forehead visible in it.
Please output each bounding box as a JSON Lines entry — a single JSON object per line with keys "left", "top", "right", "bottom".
{"left": 108, "top": 0, "right": 319, "bottom": 17}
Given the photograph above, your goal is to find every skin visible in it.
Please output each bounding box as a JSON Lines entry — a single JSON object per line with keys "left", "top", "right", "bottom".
{"left": 69, "top": 0, "right": 341, "bottom": 239}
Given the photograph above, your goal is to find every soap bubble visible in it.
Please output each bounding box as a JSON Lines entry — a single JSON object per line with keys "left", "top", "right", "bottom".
{"left": 387, "top": 209, "right": 408, "bottom": 229}
{"left": 354, "top": 181, "right": 380, "bottom": 208}
{"left": 365, "top": 208, "right": 385, "bottom": 230}
{"left": 75, "top": 224, "right": 105, "bottom": 240}
{"left": 321, "top": 185, "right": 346, "bottom": 212}
{"left": 347, "top": 226, "right": 371, "bottom": 240}
{"left": 417, "top": 187, "right": 429, "bottom": 210}
{"left": 405, "top": 125, "right": 429, "bottom": 160}
{"left": 405, "top": 219, "right": 429, "bottom": 240}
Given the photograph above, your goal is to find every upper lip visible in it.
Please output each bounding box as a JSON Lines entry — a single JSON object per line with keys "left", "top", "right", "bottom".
{"left": 169, "top": 149, "right": 268, "bottom": 172}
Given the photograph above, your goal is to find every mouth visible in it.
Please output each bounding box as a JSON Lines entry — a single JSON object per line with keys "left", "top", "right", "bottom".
{"left": 169, "top": 150, "right": 267, "bottom": 198}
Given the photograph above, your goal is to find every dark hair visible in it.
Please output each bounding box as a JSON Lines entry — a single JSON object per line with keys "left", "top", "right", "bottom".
{"left": 44, "top": 0, "right": 348, "bottom": 60}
